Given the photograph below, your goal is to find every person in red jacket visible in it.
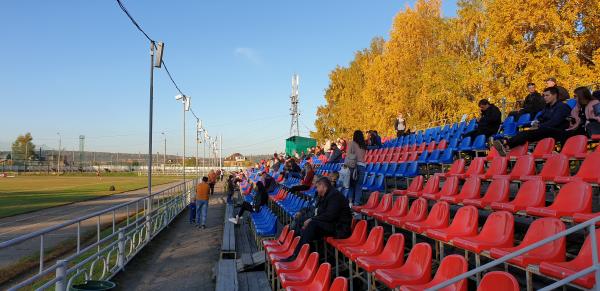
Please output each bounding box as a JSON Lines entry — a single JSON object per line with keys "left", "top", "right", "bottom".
{"left": 288, "top": 163, "right": 314, "bottom": 193}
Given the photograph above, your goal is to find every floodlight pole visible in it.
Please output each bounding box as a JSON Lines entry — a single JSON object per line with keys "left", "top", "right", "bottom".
{"left": 147, "top": 42, "right": 154, "bottom": 198}
{"left": 57, "top": 132, "right": 61, "bottom": 174}
{"left": 195, "top": 119, "right": 200, "bottom": 179}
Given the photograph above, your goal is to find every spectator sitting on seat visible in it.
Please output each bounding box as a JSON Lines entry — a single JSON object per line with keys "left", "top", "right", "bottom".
{"left": 327, "top": 143, "right": 343, "bottom": 163}
{"left": 284, "top": 159, "right": 302, "bottom": 179}
{"left": 567, "top": 86, "right": 600, "bottom": 138}
{"left": 546, "top": 77, "right": 570, "bottom": 102}
{"left": 282, "top": 177, "right": 352, "bottom": 262}
{"left": 509, "top": 83, "right": 545, "bottom": 119}
{"left": 493, "top": 87, "right": 571, "bottom": 156}
{"left": 289, "top": 163, "right": 315, "bottom": 193}
{"left": 464, "top": 99, "right": 502, "bottom": 141}
{"left": 228, "top": 181, "right": 269, "bottom": 224}
{"left": 260, "top": 171, "right": 276, "bottom": 194}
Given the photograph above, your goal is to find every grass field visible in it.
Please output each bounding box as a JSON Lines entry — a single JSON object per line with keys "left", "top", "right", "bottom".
{"left": 0, "top": 175, "right": 181, "bottom": 218}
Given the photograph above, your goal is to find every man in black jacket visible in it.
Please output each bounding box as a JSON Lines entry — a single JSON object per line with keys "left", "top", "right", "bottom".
{"left": 464, "top": 99, "right": 502, "bottom": 140}
{"left": 493, "top": 87, "right": 571, "bottom": 156}
{"left": 282, "top": 177, "right": 352, "bottom": 261}
{"left": 327, "top": 143, "right": 343, "bottom": 163}
{"left": 509, "top": 83, "right": 545, "bottom": 119}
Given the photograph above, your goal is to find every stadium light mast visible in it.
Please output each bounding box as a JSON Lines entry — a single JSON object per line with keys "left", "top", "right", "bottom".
{"left": 196, "top": 119, "right": 202, "bottom": 179}
{"left": 175, "top": 94, "right": 190, "bottom": 190}
{"left": 289, "top": 74, "right": 300, "bottom": 137}
{"left": 56, "top": 132, "right": 61, "bottom": 174}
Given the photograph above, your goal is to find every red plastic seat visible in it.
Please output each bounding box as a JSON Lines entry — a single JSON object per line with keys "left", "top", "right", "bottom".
{"left": 451, "top": 157, "right": 485, "bottom": 179}
{"left": 274, "top": 243, "right": 310, "bottom": 274}
{"left": 399, "top": 254, "right": 468, "bottom": 291}
{"left": 478, "top": 157, "right": 508, "bottom": 179}
{"left": 422, "top": 176, "right": 459, "bottom": 200}
{"left": 269, "top": 237, "right": 300, "bottom": 262}
{"left": 486, "top": 147, "right": 500, "bottom": 161}
{"left": 573, "top": 212, "right": 600, "bottom": 223}
{"left": 266, "top": 230, "right": 295, "bottom": 254}
{"left": 408, "top": 175, "right": 439, "bottom": 197}
{"left": 452, "top": 211, "right": 514, "bottom": 254}
{"left": 425, "top": 206, "right": 479, "bottom": 242}
{"left": 526, "top": 181, "right": 592, "bottom": 218}
{"left": 531, "top": 137, "right": 555, "bottom": 159}
{"left": 492, "top": 155, "right": 535, "bottom": 181}
{"left": 285, "top": 262, "right": 331, "bottom": 291}
{"left": 435, "top": 159, "right": 465, "bottom": 178}
{"left": 542, "top": 135, "right": 587, "bottom": 159}
{"left": 362, "top": 194, "right": 393, "bottom": 216}
{"left": 554, "top": 152, "right": 600, "bottom": 184}
{"left": 385, "top": 198, "right": 428, "bottom": 227}
{"left": 437, "top": 139, "right": 448, "bottom": 150}
{"left": 440, "top": 176, "right": 481, "bottom": 204}
{"left": 355, "top": 233, "right": 405, "bottom": 272}
{"left": 521, "top": 154, "right": 570, "bottom": 182}
{"left": 490, "top": 218, "right": 566, "bottom": 267}
{"left": 352, "top": 192, "right": 380, "bottom": 212}
{"left": 463, "top": 178, "right": 509, "bottom": 208}
{"left": 393, "top": 175, "right": 423, "bottom": 196}
{"left": 279, "top": 252, "right": 319, "bottom": 288}
{"left": 404, "top": 201, "right": 450, "bottom": 233}
{"left": 326, "top": 220, "right": 367, "bottom": 248}
{"left": 507, "top": 142, "right": 528, "bottom": 159}
{"left": 539, "top": 229, "right": 600, "bottom": 289}
{"left": 374, "top": 243, "right": 432, "bottom": 288}
{"left": 477, "top": 271, "right": 520, "bottom": 291}
{"left": 373, "top": 195, "right": 408, "bottom": 221}
{"left": 490, "top": 180, "right": 545, "bottom": 213}
{"left": 263, "top": 225, "right": 290, "bottom": 248}
{"left": 340, "top": 226, "right": 384, "bottom": 261}
{"left": 328, "top": 277, "right": 348, "bottom": 291}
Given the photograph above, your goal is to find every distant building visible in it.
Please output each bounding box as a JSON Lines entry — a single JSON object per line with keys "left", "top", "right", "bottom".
{"left": 224, "top": 153, "right": 249, "bottom": 167}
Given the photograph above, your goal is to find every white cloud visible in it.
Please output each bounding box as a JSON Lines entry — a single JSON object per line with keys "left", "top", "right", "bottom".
{"left": 234, "top": 47, "right": 262, "bottom": 64}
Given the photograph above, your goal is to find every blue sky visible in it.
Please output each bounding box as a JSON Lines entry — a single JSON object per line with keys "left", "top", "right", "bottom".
{"left": 0, "top": 0, "right": 457, "bottom": 156}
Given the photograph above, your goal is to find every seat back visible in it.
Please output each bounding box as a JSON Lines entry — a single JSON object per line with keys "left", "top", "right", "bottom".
{"left": 516, "top": 113, "right": 531, "bottom": 125}
{"left": 407, "top": 176, "right": 424, "bottom": 192}
{"left": 281, "top": 230, "right": 296, "bottom": 250}
{"left": 363, "top": 226, "right": 385, "bottom": 253}
{"left": 407, "top": 198, "right": 429, "bottom": 219}
{"left": 382, "top": 234, "right": 405, "bottom": 266}
{"left": 363, "top": 192, "right": 380, "bottom": 209}
{"left": 507, "top": 142, "right": 528, "bottom": 158}
{"left": 481, "top": 178, "right": 509, "bottom": 203}
{"left": 300, "top": 252, "right": 320, "bottom": 278}
{"left": 539, "top": 154, "right": 570, "bottom": 179}
{"left": 550, "top": 181, "right": 592, "bottom": 213}
{"left": 485, "top": 156, "right": 508, "bottom": 176}
{"left": 346, "top": 220, "right": 368, "bottom": 243}
{"left": 471, "top": 134, "right": 487, "bottom": 150}
{"left": 478, "top": 271, "right": 520, "bottom": 291}
{"left": 430, "top": 255, "right": 468, "bottom": 289}
{"left": 509, "top": 155, "right": 535, "bottom": 178}
{"left": 447, "top": 159, "right": 466, "bottom": 175}
{"left": 277, "top": 225, "right": 290, "bottom": 243}
{"left": 520, "top": 218, "right": 566, "bottom": 259}
{"left": 424, "top": 201, "right": 450, "bottom": 226}
{"left": 329, "top": 277, "right": 348, "bottom": 291}
{"left": 375, "top": 194, "right": 393, "bottom": 212}
{"left": 309, "top": 263, "right": 331, "bottom": 290}
{"left": 448, "top": 206, "right": 479, "bottom": 235}
{"left": 426, "top": 141, "right": 437, "bottom": 152}
{"left": 531, "top": 137, "right": 555, "bottom": 158}
{"left": 572, "top": 229, "right": 600, "bottom": 268}
{"left": 479, "top": 211, "right": 514, "bottom": 246}
{"left": 458, "top": 137, "right": 472, "bottom": 150}
{"left": 437, "top": 139, "right": 448, "bottom": 150}
{"left": 403, "top": 243, "right": 432, "bottom": 281}
{"left": 457, "top": 176, "right": 481, "bottom": 199}
{"left": 438, "top": 176, "right": 459, "bottom": 196}
{"left": 512, "top": 180, "right": 546, "bottom": 208}
{"left": 465, "top": 157, "right": 486, "bottom": 176}
{"left": 391, "top": 196, "right": 409, "bottom": 216}
{"left": 574, "top": 152, "right": 600, "bottom": 181}
{"left": 560, "top": 135, "right": 588, "bottom": 157}
{"left": 422, "top": 175, "right": 441, "bottom": 194}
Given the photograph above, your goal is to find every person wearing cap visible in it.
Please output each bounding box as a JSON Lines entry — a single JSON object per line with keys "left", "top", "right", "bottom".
{"left": 546, "top": 77, "right": 570, "bottom": 102}
{"left": 327, "top": 143, "right": 343, "bottom": 163}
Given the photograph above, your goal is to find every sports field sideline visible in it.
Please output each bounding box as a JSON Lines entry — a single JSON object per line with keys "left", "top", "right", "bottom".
{"left": 0, "top": 175, "right": 180, "bottom": 218}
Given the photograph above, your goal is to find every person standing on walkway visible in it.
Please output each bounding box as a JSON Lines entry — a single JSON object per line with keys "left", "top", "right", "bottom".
{"left": 208, "top": 170, "right": 217, "bottom": 195}
{"left": 195, "top": 176, "right": 210, "bottom": 229}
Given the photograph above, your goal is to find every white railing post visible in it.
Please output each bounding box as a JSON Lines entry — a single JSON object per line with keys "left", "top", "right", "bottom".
{"left": 117, "top": 228, "right": 125, "bottom": 270}
{"left": 589, "top": 224, "right": 600, "bottom": 291}
{"left": 55, "top": 259, "right": 67, "bottom": 291}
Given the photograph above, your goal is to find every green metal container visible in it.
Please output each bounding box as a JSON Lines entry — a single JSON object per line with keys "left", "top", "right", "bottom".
{"left": 285, "top": 136, "right": 317, "bottom": 157}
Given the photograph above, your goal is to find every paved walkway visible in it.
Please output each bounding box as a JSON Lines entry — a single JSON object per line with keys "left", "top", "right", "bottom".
{"left": 112, "top": 186, "right": 225, "bottom": 291}
{"left": 0, "top": 180, "right": 183, "bottom": 269}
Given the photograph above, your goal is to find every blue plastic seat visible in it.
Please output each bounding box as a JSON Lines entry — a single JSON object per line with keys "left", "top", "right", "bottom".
{"left": 457, "top": 137, "right": 472, "bottom": 151}
{"left": 516, "top": 113, "right": 531, "bottom": 127}
{"left": 566, "top": 99, "right": 577, "bottom": 109}
{"left": 471, "top": 134, "right": 487, "bottom": 151}
{"left": 386, "top": 163, "right": 398, "bottom": 177}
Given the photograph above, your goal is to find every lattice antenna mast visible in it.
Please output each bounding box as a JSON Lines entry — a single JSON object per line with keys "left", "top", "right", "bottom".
{"left": 290, "top": 74, "right": 300, "bottom": 137}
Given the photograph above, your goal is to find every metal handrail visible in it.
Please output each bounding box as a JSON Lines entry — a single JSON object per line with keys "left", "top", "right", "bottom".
{"left": 427, "top": 215, "right": 600, "bottom": 290}
{"left": 0, "top": 180, "right": 191, "bottom": 248}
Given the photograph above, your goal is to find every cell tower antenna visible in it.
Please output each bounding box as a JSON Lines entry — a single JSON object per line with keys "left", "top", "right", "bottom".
{"left": 290, "top": 74, "right": 300, "bottom": 137}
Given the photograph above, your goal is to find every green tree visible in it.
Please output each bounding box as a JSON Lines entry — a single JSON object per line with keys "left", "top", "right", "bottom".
{"left": 11, "top": 133, "right": 36, "bottom": 161}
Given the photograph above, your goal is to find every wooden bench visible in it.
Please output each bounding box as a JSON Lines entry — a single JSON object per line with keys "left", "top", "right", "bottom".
{"left": 215, "top": 259, "right": 238, "bottom": 291}
{"left": 221, "top": 204, "right": 236, "bottom": 259}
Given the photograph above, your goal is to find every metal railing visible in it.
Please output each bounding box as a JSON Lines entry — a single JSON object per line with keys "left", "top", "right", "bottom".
{"left": 428, "top": 215, "right": 600, "bottom": 291}
{"left": 0, "top": 179, "right": 195, "bottom": 290}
